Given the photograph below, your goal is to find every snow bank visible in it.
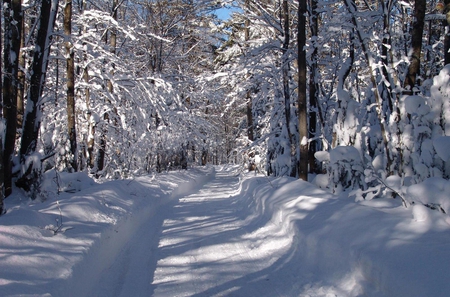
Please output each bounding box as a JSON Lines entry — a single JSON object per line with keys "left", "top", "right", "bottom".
{"left": 433, "top": 136, "right": 450, "bottom": 162}
{"left": 404, "top": 95, "right": 430, "bottom": 116}
{"left": 406, "top": 177, "right": 450, "bottom": 214}
{"left": 0, "top": 166, "right": 214, "bottom": 297}
{"left": 239, "top": 173, "right": 450, "bottom": 297}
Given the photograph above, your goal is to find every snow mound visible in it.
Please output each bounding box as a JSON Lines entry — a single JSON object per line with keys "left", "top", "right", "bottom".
{"left": 242, "top": 174, "right": 450, "bottom": 297}
{"left": 406, "top": 177, "right": 450, "bottom": 214}
{"left": 433, "top": 136, "right": 450, "bottom": 162}
{"left": 404, "top": 95, "right": 430, "bottom": 115}
{"left": 412, "top": 204, "right": 431, "bottom": 222}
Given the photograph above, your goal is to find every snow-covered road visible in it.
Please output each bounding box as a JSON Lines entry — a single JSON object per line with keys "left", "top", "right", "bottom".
{"left": 2, "top": 166, "right": 450, "bottom": 297}
{"left": 87, "top": 167, "right": 300, "bottom": 297}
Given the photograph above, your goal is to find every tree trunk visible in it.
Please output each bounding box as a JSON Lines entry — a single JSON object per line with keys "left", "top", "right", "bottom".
{"left": 17, "top": 0, "right": 59, "bottom": 193}
{"left": 96, "top": 113, "right": 108, "bottom": 175}
{"left": 0, "top": 134, "right": 4, "bottom": 214}
{"left": 17, "top": 16, "right": 25, "bottom": 137}
{"left": 245, "top": 0, "right": 254, "bottom": 142}
{"left": 380, "top": 0, "right": 395, "bottom": 111}
{"left": 97, "top": 0, "right": 118, "bottom": 175}
{"left": 246, "top": 96, "right": 253, "bottom": 141}
{"left": 404, "top": 0, "right": 426, "bottom": 91}
{"left": 344, "top": 0, "right": 393, "bottom": 173}
{"left": 79, "top": 0, "right": 95, "bottom": 169}
{"left": 86, "top": 70, "right": 95, "bottom": 169}
{"left": 282, "top": 0, "right": 297, "bottom": 177}
{"left": 298, "top": 0, "right": 308, "bottom": 181}
{"left": 107, "top": 0, "right": 118, "bottom": 94}
{"left": 64, "top": 0, "right": 78, "bottom": 171}
{"left": 443, "top": 0, "right": 450, "bottom": 65}
{"left": 0, "top": 1, "right": 4, "bottom": 214}
{"left": 2, "top": 0, "right": 22, "bottom": 197}
{"left": 308, "top": 0, "right": 320, "bottom": 173}
{"left": 201, "top": 148, "right": 208, "bottom": 166}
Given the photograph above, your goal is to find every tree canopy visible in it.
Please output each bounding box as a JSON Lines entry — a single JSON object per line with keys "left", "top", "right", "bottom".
{"left": 0, "top": 0, "right": 449, "bottom": 213}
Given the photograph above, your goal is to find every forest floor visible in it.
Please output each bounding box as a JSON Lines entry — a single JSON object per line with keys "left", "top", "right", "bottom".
{"left": 1, "top": 165, "right": 450, "bottom": 296}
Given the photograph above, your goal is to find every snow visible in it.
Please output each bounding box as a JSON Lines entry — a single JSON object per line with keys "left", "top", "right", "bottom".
{"left": 329, "top": 146, "right": 360, "bottom": 162}
{"left": 1, "top": 166, "right": 450, "bottom": 297}
{"left": 433, "top": 136, "right": 450, "bottom": 162}
{"left": 406, "top": 177, "right": 450, "bottom": 214}
{"left": 404, "top": 95, "right": 430, "bottom": 116}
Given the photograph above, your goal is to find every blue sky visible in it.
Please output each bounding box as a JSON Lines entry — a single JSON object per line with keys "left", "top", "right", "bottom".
{"left": 214, "top": 7, "right": 232, "bottom": 20}
{"left": 214, "top": 6, "right": 242, "bottom": 20}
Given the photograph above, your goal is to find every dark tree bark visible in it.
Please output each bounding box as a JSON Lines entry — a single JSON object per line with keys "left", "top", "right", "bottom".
{"left": 246, "top": 97, "right": 253, "bottom": 141}
{"left": 298, "top": 0, "right": 308, "bottom": 181}
{"left": 85, "top": 70, "right": 95, "bottom": 169}
{"left": 444, "top": 0, "right": 450, "bottom": 65}
{"left": 282, "top": 0, "right": 297, "bottom": 177}
{"left": 201, "top": 148, "right": 208, "bottom": 166}
{"left": 0, "top": 1, "right": 3, "bottom": 214}
{"left": 97, "top": 0, "right": 118, "bottom": 175}
{"left": 78, "top": 0, "right": 95, "bottom": 169}
{"left": 17, "top": 15, "right": 25, "bottom": 137}
{"left": 380, "top": 0, "right": 395, "bottom": 111}
{"left": 308, "top": 0, "right": 320, "bottom": 174}
{"left": 96, "top": 113, "right": 108, "bottom": 175}
{"left": 0, "top": 139, "right": 3, "bottom": 214}
{"left": 404, "top": 0, "right": 426, "bottom": 91}
{"left": 2, "top": 0, "right": 22, "bottom": 197}
{"left": 245, "top": 0, "right": 253, "bottom": 143}
{"left": 64, "top": 0, "right": 78, "bottom": 171}
{"left": 107, "top": 0, "right": 118, "bottom": 94}
{"left": 17, "top": 0, "right": 59, "bottom": 193}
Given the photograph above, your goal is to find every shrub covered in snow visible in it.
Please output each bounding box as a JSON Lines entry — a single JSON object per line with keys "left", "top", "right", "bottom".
{"left": 314, "top": 64, "right": 450, "bottom": 205}
{"left": 314, "top": 146, "right": 365, "bottom": 194}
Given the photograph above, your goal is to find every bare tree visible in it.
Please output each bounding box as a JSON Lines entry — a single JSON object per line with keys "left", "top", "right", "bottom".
{"left": 308, "top": 0, "right": 321, "bottom": 174}
{"left": 445, "top": 0, "right": 450, "bottom": 64}
{"left": 17, "top": 0, "right": 59, "bottom": 193}
{"left": 17, "top": 15, "right": 25, "bottom": 137}
{"left": 404, "top": 0, "right": 426, "bottom": 91}
{"left": 281, "top": 0, "right": 297, "bottom": 177}
{"left": 96, "top": 0, "right": 119, "bottom": 175}
{"left": 2, "top": 0, "right": 22, "bottom": 197}
{"left": 298, "top": 0, "right": 308, "bottom": 180}
{"left": 64, "top": 0, "right": 78, "bottom": 171}
{"left": 0, "top": 1, "right": 3, "bottom": 214}
{"left": 245, "top": 0, "right": 254, "bottom": 143}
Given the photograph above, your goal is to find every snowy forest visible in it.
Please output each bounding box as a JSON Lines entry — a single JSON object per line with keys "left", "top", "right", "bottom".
{"left": 1, "top": 0, "right": 450, "bottom": 215}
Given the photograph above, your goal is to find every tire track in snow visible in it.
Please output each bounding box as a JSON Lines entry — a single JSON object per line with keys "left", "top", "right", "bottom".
{"left": 79, "top": 167, "right": 298, "bottom": 297}
{"left": 151, "top": 168, "right": 293, "bottom": 297}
